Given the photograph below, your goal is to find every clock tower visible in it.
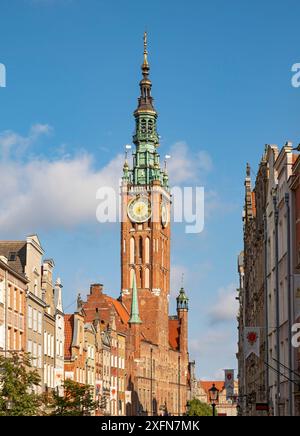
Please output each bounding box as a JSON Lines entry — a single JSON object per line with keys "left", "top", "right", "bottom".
{"left": 121, "top": 33, "right": 171, "bottom": 346}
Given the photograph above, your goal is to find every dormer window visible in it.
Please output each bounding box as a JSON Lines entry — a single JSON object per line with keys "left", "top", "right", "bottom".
{"left": 8, "top": 252, "right": 17, "bottom": 262}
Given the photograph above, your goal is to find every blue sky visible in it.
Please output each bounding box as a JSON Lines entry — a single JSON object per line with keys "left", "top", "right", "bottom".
{"left": 1, "top": 0, "right": 300, "bottom": 379}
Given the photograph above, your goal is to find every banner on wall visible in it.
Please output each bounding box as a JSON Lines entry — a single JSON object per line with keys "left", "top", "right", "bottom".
{"left": 224, "top": 369, "right": 234, "bottom": 400}
{"left": 125, "top": 390, "right": 132, "bottom": 404}
{"left": 244, "top": 327, "right": 260, "bottom": 358}
{"left": 110, "top": 386, "right": 117, "bottom": 401}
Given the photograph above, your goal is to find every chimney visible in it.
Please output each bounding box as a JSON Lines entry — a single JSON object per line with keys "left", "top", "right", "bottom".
{"left": 90, "top": 283, "right": 104, "bottom": 295}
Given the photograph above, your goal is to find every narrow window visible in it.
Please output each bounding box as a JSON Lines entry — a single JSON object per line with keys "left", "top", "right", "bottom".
{"left": 145, "top": 268, "right": 150, "bottom": 289}
{"left": 130, "top": 237, "right": 135, "bottom": 264}
{"left": 139, "top": 237, "right": 143, "bottom": 262}
{"left": 145, "top": 237, "right": 150, "bottom": 264}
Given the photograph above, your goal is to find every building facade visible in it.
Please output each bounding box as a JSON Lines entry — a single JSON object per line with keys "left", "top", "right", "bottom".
{"left": 0, "top": 236, "right": 47, "bottom": 390}
{"left": 198, "top": 381, "right": 238, "bottom": 416}
{"left": 0, "top": 255, "right": 27, "bottom": 355}
{"left": 100, "top": 324, "right": 112, "bottom": 415}
{"left": 288, "top": 154, "right": 300, "bottom": 415}
{"left": 82, "top": 284, "right": 127, "bottom": 416}
{"left": 0, "top": 235, "right": 64, "bottom": 394}
{"left": 238, "top": 143, "right": 300, "bottom": 416}
{"left": 0, "top": 235, "right": 64, "bottom": 395}
{"left": 64, "top": 304, "right": 87, "bottom": 385}
{"left": 238, "top": 160, "right": 268, "bottom": 415}
{"left": 42, "top": 259, "right": 56, "bottom": 391}
{"left": 54, "top": 278, "right": 64, "bottom": 394}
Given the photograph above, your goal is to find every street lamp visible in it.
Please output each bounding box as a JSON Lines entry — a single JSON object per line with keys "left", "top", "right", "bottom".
{"left": 6, "top": 399, "right": 14, "bottom": 414}
{"left": 208, "top": 384, "right": 219, "bottom": 417}
{"left": 186, "top": 401, "right": 190, "bottom": 416}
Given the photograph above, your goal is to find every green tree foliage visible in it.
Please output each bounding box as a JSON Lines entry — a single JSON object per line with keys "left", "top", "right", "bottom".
{"left": 50, "top": 379, "right": 96, "bottom": 416}
{"left": 187, "top": 398, "right": 215, "bottom": 416}
{"left": 0, "top": 353, "right": 42, "bottom": 416}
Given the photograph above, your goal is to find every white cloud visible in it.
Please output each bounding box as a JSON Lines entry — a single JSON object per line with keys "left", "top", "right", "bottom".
{"left": 0, "top": 126, "right": 216, "bottom": 237}
{"left": 0, "top": 154, "right": 124, "bottom": 235}
{"left": 208, "top": 283, "right": 239, "bottom": 324}
{"left": 167, "top": 142, "right": 213, "bottom": 185}
{"left": 0, "top": 125, "right": 123, "bottom": 236}
{"left": 0, "top": 124, "right": 52, "bottom": 161}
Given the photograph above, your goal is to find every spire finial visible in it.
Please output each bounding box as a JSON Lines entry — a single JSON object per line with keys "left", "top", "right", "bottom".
{"left": 124, "top": 145, "right": 131, "bottom": 165}
{"left": 181, "top": 273, "right": 185, "bottom": 288}
{"left": 143, "top": 31, "right": 148, "bottom": 66}
{"left": 246, "top": 163, "right": 251, "bottom": 178}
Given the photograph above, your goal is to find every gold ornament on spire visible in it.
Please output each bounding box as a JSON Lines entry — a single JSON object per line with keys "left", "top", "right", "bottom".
{"left": 143, "top": 31, "right": 149, "bottom": 66}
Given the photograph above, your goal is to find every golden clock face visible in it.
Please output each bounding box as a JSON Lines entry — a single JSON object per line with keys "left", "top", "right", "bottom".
{"left": 128, "top": 197, "right": 152, "bottom": 223}
{"left": 161, "top": 203, "right": 169, "bottom": 228}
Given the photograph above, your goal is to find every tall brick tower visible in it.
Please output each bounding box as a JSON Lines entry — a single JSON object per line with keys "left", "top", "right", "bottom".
{"left": 121, "top": 33, "right": 171, "bottom": 346}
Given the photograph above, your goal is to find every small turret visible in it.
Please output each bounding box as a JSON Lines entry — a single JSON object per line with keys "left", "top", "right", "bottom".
{"left": 177, "top": 287, "right": 189, "bottom": 311}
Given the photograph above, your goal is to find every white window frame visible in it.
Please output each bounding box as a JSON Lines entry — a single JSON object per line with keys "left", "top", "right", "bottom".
{"left": 28, "top": 306, "right": 33, "bottom": 330}
{"left": 33, "top": 309, "right": 37, "bottom": 332}
{"left": 38, "top": 311, "right": 42, "bottom": 334}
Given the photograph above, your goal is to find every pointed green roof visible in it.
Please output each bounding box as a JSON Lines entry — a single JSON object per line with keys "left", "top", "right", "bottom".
{"left": 129, "top": 271, "right": 142, "bottom": 324}
{"left": 177, "top": 287, "right": 189, "bottom": 311}
{"left": 123, "top": 34, "right": 169, "bottom": 190}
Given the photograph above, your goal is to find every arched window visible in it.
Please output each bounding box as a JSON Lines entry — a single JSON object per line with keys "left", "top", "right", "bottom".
{"left": 145, "top": 268, "right": 150, "bottom": 289}
{"left": 141, "top": 119, "right": 147, "bottom": 134}
{"left": 139, "top": 269, "right": 143, "bottom": 288}
{"left": 148, "top": 119, "right": 153, "bottom": 134}
{"left": 145, "top": 237, "right": 150, "bottom": 264}
{"left": 130, "top": 238, "right": 135, "bottom": 264}
{"left": 139, "top": 237, "right": 143, "bottom": 262}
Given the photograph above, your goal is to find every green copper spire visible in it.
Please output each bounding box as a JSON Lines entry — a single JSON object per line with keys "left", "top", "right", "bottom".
{"left": 124, "top": 33, "right": 169, "bottom": 189}
{"left": 129, "top": 271, "right": 142, "bottom": 324}
{"left": 177, "top": 287, "right": 189, "bottom": 311}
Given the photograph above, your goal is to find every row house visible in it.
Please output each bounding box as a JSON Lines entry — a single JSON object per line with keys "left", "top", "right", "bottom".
{"left": 82, "top": 284, "right": 128, "bottom": 416}
{"left": 42, "top": 259, "right": 56, "bottom": 392}
{"left": 64, "top": 306, "right": 86, "bottom": 385}
{"left": 64, "top": 290, "right": 126, "bottom": 416}
{"left": 0, "top": 235, "right": 64, "bottom": 394}
{"left": 238, "top": 142, "right": 300, "bottom": 416}
{"left": 54, "top": 278, "right": 64, "bottom": 394}
{"left": 237, "top": 160, "right": 268, "bottom": 416}
{"left": 0, "top": 255, "right": 27, "bottom": 354}
{"left": 42, "top": 259, "right": 65, "bottom": 393}
{"left": 288, "top": 153, "right": 300, "bottom": 414}
{"left": 0, "top": 236, "right": 46, "bottom": 387}
{"left": 100, "top": 324, "right": 112, "bottom": 415}
{"left": 197, "top": 381, "right": 238, "bottom": 416}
